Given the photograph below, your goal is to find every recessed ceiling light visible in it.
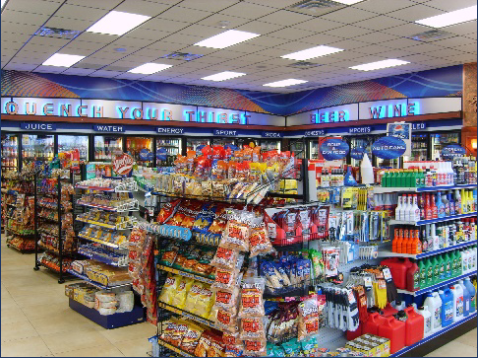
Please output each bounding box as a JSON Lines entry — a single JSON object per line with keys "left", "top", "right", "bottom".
{"left": 128, "top": 63, "right": 173, "bottom": 75}
{"left": 42, "top": 53, "right": 85, "bottom": 67}
{"left": 332, "top": 0, "right": 364, "bottom": 4}
{"left": 1, "top": 0, "right": 8, "bottom": 10}
{"left": 416, "top": 6, "right": 477, "bottom": 28}
{"left": 350, "top": 59, "right": 410, "bottom": 71}
{"left": 282, "top": 45, "right": 343, "bottom": 61}
{"left": 263, "top": 79, "right": 308, "bottom": 88}
{"left": 194, "top": 30, "right": 260, "bottom": 49}
{"left": 87, "top": 11, "right": 150, "bottom": 36}
{"left": 201, "top": 71, "right": 246, "bottom": 82}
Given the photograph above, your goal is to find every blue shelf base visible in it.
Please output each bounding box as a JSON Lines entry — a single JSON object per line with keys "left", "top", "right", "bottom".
{"left": 69, "top": 299, "right": 145, "bottom": 329}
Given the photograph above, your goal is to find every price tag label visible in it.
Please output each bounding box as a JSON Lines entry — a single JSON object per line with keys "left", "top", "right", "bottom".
{"left": 382, "top": 268, "right": 392, "bottom": 282}
{"left": 364, "top": 276, "right": 373, "bottom": 288}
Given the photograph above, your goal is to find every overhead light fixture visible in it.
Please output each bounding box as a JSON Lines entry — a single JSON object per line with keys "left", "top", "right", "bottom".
{"left": 87, "top": 11, "right": 150, "bottom": 36}
{"left": 416, "top": 6, "right": 477, "bottom": 28}
{"left": 128, "top": 63, "right": 173, "bottom": 75}
{"left": 1, "top": 0, "right": 8, "bottom": 10}
{"left": 42, "top": 53, "right": 85, "bottom": 67}
{"left": 282, "top": 45, "right": 343, "bottom": 61}
{"left": 350, "top": 59, "right": 410, "bottom": 71}
{"left": 202, "top": 71, "right": 246, "bottom": 82}
{"left": 194, "top": 30, "right": 260, "bottom": 49}
{"left": 332, "top": 0, "right": 364, "bottom": 4}
{"left": 263, "top": 79, "right": 308, "bottom": 88}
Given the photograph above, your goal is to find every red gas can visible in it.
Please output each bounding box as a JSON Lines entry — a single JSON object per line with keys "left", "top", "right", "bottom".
{"left": 363, "top": 312, "right": 386, "bottom": 335}
{"left": 380, "top": 258, "right": 412, "bottom": 289}
{"left": 404, "top": 306, "right": 424, "bottom": 346}
{"left": 378, "top": 316, "right": 406, "bottom": 354}
{"left": 346, "top": 324, "right": 362, "bottom": 341}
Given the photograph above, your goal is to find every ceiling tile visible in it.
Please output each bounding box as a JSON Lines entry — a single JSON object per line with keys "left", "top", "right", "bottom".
{"left": 375, "top": 48, "right": 416, "bottom": 57}
{"left": 354, "top": 15, "right": 407, "bottom": 31}
{"left": 227, "top": 42, "right": 266, "bottom": 54}
{"left": 179, "top": 0, "right": 239, "bottom": 12}
{"left": 147, "top": 41, "right": 185, "bottom": 52}
{"left": 259, "top": 10, "right": 313, "bottom": 26}
{"left": 432, "top": 36, "right": 474, "bottom": 48}
{"left": 113, "top": 36, "right": 156, "bottom": 49}
{"left": 3, "top": 63, "right": 37, "bottom": 71}
{"left": 353, "top": 0, "right": 417, "bottom": 13}
{"left": 177, "top": 25, "right": 224, "bottom": 38}
{"left": 245, "top": 35, "right": 287, "bottom": 48}
{"left": 293, "top": 18, "right": 344, "bottom": 32}
{"left": 268, "top": 28, "right": 314, "bottom": 41}
{"left": 156, "top": 6, "right": 212, "bottom": 24}
{"left": 444, "top": 21, "right": 477, "bottom": 36}
{"left": 113, "top": 0, "right": 170, "bottom": 16}
{"left": 425, "top": 47, "right": 472, "bottom": 58}
{"left": 55, "top": 4, "right": 108, "bottom": 22}
{"left": 300, "top": 32, "right": 345, "bottom": 45}
{"left": 235, "top": 21, "right": 284, "bottom": 35}
{"left": 65, "top": 0, "right": 123, "bottom": 10}
{"left": 399, "top": 53, "right": 439, "bottom": 62}
{"left": 61, "top": 68, "right": 97, "bottom": 76}
{"left": 77, "top": 56, "right": 115, "bottom": 66}
{"left": 440, "top": 53, "right": 477, "bottom": 63}
{"left": 115, "top": 72, "right": 149, "bottom": 80}
{"left": 381, "top": 37, "right": 425, "bottom": 49}
{"left": 44, "top": 16, "right": 93, "bottom": 31}
{"left": 1, "top": 20, "right": 40, "bottom": 36}
{"left": 62, "top": 40, "right": 106, "bottom": 52}
{"left": 74, "top": 32, "right": 116, "bottom": 44}
{"left": 127, "top": 28, "right": 169, "bottom": 42}
{"left": 244, "top": 0, "right": 302, "bottom": 9}
{"left": 422, "top": 0, "right": 477, "bottom": 11}
{"left": 5, "top": 0, "right": 61, "bottom": 15}
{"left": 323, "top": 25, "right": 372, "bottom": 38}
{"left": 142, "top": 18, "right": 189, "bottom": 33}
{"left": 320, "top": 7, "right": 377, "bottom": 24}
{"left": 162, "top": 33, "right": 203, "bottom": 45}
{"left": 328, "top": 38, "right": 372, "bottom": 50}
{"left": 1, "top": 9, "right": 50, "bottom": 26}
{"left": 88, "top": 70, "right": 124, "bottom": 77}
{"left": 451, "top": 43, "right": 478, "bottom": 54}
{"left": 383, "top": 23, "right": 432, "bottom": 37}
{"left": 406, "top": 42, "right": 443, "bottom": 53}
{"left": 387, "top": 4, "right": 445, "bottom": 21}
{"left": 34, "top": 65, "right": 66, "bottom": 73}
{"left": 220, "top": 2, "right": 276, "bottom": 19}
{"left": 195, "top": 14, "right": 250, "bottom": 28}
{"left": 354, "top": 32, "right": 399, "bottom": 43}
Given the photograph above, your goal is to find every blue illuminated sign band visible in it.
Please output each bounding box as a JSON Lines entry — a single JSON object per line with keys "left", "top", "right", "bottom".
{"left": 20, "top": 122, "right": 56, "bottom": 131}
{"left": 93, "top": 125, "right": 124, "bottom": 133}
{"left": 213, "top": 129, "right": 238, "bottom": 137}
{"left": 157, "top": 127, "right": 184, "bottom": 135}
{"left": 261, "top": 131, "right": 282, "bottom": 138}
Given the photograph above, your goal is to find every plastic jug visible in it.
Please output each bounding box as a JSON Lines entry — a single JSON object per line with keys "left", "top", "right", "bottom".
{"left": 346, "top": 324, "right": 362, "bottom": 341}
{"left": 424, "top": 292, "right": 442, "bottom": 332}
{"left": 429, "top": 257, "right": 440, "bottom": 285}
{"left": 450, "top": 284, "right": 464, "bottom": 321}
{"left": 378, "top": 316, "right": 406, "bottom": 354}
{"left": 436, "top": 255, "right": 446, "bottom": 281}
{"left": 381, "top": 258, "right": 412, "bottom": 290}
{"left": 419, "top": 260, "right": 427, "bottom": 288}
{"left": 363, "top": 312, "right": 386, "bottom": 335}
{"left": 417, "top": 305, "right": 432, "bottom": 337}
{"left": 406, "top": 261, "right": 420, "bottom": 292}
{"left": 464, "top": 277, "right": 476, "bottom": 313}
{"left": 439, "top": 288, "right": 454, "bottom": 327}
{"left": 404, "top": 306, "right": 424, "bottom": 346}
{"left": 460, "top": 280, "right": 471, "bottom": 317}
{"left": 444, "top": 252, "right": 453, "bottom": 278}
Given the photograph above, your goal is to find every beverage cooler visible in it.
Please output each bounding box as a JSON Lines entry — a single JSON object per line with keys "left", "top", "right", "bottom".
{"left": 308, "top": 139, "right": 320, "bottom": 160}
{"left": 290, "top": 139, "right": 305, "bottom": 159}
{"left": 126, "top": 136, "right": 154, "bottom": 168}
{"left": 236, "top": 138, "right": 259, "bottom": 149}
{"left": 410, "top": 134, "right": 428, "bottom": 161}
{"left": 260, "top": 139, "right": 281, "bottom": 152}
{"left": 187, "top": 138, "right": 210, "bottom": 151}
{"left": 1, "top": 134, "right": 19, "bottom": 174}
{"left": 21, "top": 134, "right": 54, "bottom": 167}
{"left": 94, "top": 135, "right": 123, "bottom": 161}
{"left": 58, "top": 135, "right": 89, "bottom": 161}
{"left": 156, "top": 138, "right": 181, "bottom": 167}
{"left": 430, "top": 131, "right": 460, "bottom": 160}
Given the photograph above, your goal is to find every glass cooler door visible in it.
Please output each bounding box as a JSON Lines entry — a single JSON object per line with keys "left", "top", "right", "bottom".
{"left": 259, "top": 139, "right": 281, "bottom": 152}
{"left": 21, "top": 134, "right": 54, "bottom": 168}
{"left": 212, "top": 138, "right": 237, "bottom": 147}
{"left": 187, "top": 138, "right": 210, "bottom": 151}
{"left": 290, "top": 140, "right": 305, "bottom": 159}
{"left": 156, "top": 138, "right": 181, "bottom": 167}
{"left": 126, "top": 137, "right": 154, "bottom": 167}
{"left": 58, "top": 135, "right": 89, "bottom": 161}
{"left": 410, "top": 133, "right": 428, "bottom": 161}
{"left": 431, "top": 132, "right": 460, "bottom": 160}
{"left": 94, "top": 136, "right": 123, "bottom": 161}
{"left": 1, "top": 134, "right": 19, "bottom": 174}
{"left": 308, "top": 139, "right": 319, "bottom": 160}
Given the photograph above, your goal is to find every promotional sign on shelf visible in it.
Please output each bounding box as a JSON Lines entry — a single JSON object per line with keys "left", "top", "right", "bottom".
{"left": 319, "top": 138, "right": 349, "bottom": 161}
{"left": 350, "top": 147, "right": 366, "bottom": 161}
{"left": 139, "top": 148, "right": 153, "bottom": 161}
{"left": 387, "top": 122, "right": 412, "bottom": 156}
{"left": 442, "top": 144, "right": 467, "bottom": 160}
{"left": 113, "top": 153, "right": 134, "bottom": 176}
{"left": 156, "top": 147, "right": 168, "bottom": 161}
{"left": 371, "top": 136, "right": 407, "bottom": 159}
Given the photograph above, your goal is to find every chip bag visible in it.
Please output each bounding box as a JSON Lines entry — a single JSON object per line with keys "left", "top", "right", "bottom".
{"left": 194, "top": 331, "right": 213, "bottom": 357}
{"left": 158, "top": 275, "right": 179, "bottom": 305}
{"left": 170, "top": 277, "right": 194, "bottom": 309}
{"left": 179, "top": 323, "right": 205, "bottom": 354}
{"left": 298, "top": 294, "right": 319, "bottom": 341}
{"left": 183, "top": 282, "right": 204, "bottom": 313}
{"left": 195, "top": 287, "right": 215, "bottom": 318}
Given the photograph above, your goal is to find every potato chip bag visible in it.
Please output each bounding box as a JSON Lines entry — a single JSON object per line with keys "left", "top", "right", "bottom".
{"left": 157, "top": 199, "right": 181, "bottom": 224}
{"left": 240, "top": 317, "right": 265, "bottom": 340}
{"left": 160, "top": 318, "right": 178, "bottom": 344}
{"left": 170, "top": 319, "right": 189, "bottom": 347}
{"left": 195, "top": 287, "right": 215, "bottom": 318}
{"left": 179, "top": 322, "right": 205, "bottom": 354}
{"left": 194, "top": 331, "right": 213, "bottom": 357}
{"left": 207, "top": 335, "right": 225, "bottom": 358}
{"left": 183, "top": 282, "right": 204, "bottom": 313}
{"left": 170, "top": 277, "right": 194, "bottom": 309}
{"left": 158, "top": 275, "right": 179, "bottom": 305}
{"left": 298, "top": 294, "right": 319, "bottom": 341}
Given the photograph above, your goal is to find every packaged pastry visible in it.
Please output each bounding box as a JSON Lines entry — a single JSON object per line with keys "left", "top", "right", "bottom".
{"left": 210, "top": 247, "right": 239, "bottom": 270}
{"left": 212, "top": 268, "right": 239, "bottom": 291}
{"left": 222, "top": 219, "right": 250, "bottom": 252}
{"left": 243, "top": 338, "right": 267, "bottom": 357}
{"left": 207, "top": 334, "right": 226, "bottom": 357}
{"left": 179, "top": 322, "right": 205, "bottom": 354}
{"left": 213, "top": 287, "right": 239, "bottom": 310}
{"left": 298, "top": 294, "right": 319, "bottom": 341}
{"left": 216, "top": 308, "right": 238, "bottom": 333}
{"left": 249, "top": 226, "right": 274, "bottom": 258}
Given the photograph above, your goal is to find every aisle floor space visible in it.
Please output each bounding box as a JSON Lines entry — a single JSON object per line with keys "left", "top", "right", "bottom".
{"left": 1, "top": 238, "right": 155, "bottom": 357}
{"left": 1, "top": 236, "right": 477, "bottom": 357}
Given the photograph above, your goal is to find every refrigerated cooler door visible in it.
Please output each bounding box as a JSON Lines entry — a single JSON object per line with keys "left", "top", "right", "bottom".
{"left": 94, "top": 136, "right": 123, "bottom": 161}
{"left": 187, "top": 138, "right": 211, "bottom": 151}
{"left": 431, "top": 132, "right": 460, "bottom": 160}
{"left": 260, "top": 139, "right": 281, "bottom": 152}
{"left": 126, "top": 137, "right": 154, "bottom": 167}
{"left": 156, "top": 138, "right": 181, "bottom": 167}
{"left": 410, "top": 133, "right": 428, "bottom": 161}
{"left": 290, "top": 140, "right": 305, "bottom": 159}
{"left": 309, "top": 139, "right": 319, "bottom": 160}
{"left": 236, "top": 138, "right": 259, "bottom": 149}
{"left": 1, "top": 134, "right": 19, "bottom": 173}
{"left": 21, "top": 134, "right": 54, "bottom": 167}
{"left": 58, "top": 135, "right": 89, "bottom": 161}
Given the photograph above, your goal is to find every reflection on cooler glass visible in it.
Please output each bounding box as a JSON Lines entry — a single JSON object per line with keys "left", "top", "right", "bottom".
{"left": 156, "top": 138, "right": 181, "bottom": 167}
{"left": 94, "top": 136, "right": 123, "bottom": 161}
{"left": 1, "top": 134, "right": 19, "bottom": 172}
{"left": 58, "top": 135, "right": 89, "bottom": 161}
{"left": 126, "top": 137, "right": 153, "bottom": 167}
{"left": 21, "top": 135, "right": 54, "bottom": 164}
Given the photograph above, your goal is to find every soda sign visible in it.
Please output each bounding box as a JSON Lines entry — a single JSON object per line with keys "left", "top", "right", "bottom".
{"left": 113, "top": 153, "right": 134, "bottom": 175}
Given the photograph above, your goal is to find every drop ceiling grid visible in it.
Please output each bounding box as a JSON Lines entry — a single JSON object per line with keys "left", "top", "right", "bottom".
{"left": 0, "top": 0, "right": 475, "bottom": 93}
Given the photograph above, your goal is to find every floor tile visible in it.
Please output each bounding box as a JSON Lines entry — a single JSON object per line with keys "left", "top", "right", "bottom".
{"left": 1, "top": 320, "right": 39, "bottom": 343}
{"left": 13, "top": 291, "right": 69, "bottom": 308}
{"left": 114, "top": 337, "right": 151, "bottom": 357}
{"left": 41, "top": 328, "right": 112, "bottom": 354}
{"left": 30, "top": 312, "right": 103, "bottom": 336}
{"left": 99, "top": 322, "right": 156, "bottom": 344}
{"left": 425, "top": 340, "right": 478, "bottom": 357}
{"left": 52, "top": 343, "right": 124, "bottom": 357}
{"left": 1, "top": 306, "right": 30, "bottom": 324}
{"left": 456, "top": 328, "right": 478, "bottom": 348}
{"left": 1, "top": 336, "right": 52, "bottom": 357}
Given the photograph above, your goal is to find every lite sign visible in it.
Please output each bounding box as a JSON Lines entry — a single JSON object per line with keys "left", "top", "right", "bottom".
{"left": 2, "top": 97, "right": 257, "bottom": 125}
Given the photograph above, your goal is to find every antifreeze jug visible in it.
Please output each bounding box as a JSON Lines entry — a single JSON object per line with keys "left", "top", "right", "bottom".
{"left": 417, "top": 305, "right": 432, "bottom": 337}
{"left": 450, "top": 284, "right": 464, "bottom": 321}
{"left": 378, "top": 316, "right": 406, "bottom": 354}
{"left": 424, "top": 292, "right": 442, "bottom": 332}
{"left": 404, "top": 306, "right": 424, "bottom": 346}
{"left": 406, "top": 261, "right": 420, "bottom": 292}
{"left": 439, "top": 288, "right": 454, "bottom": 327}
{"left": 460, "top": 279, "right": 471, "bottom": 317}
{"left": 464, "top": 277, "right": 476, "bottom": 313}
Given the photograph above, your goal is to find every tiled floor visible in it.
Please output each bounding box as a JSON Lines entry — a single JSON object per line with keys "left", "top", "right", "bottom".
{"left": 1, "top": 237, "right": 476, "bottom": 357}
{"left": 1, "top": 238, "right": 155, "bottom": 357}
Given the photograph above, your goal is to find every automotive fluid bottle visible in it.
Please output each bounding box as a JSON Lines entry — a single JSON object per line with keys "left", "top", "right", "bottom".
{"left": 407, "top": 260, "right": 420, "bottom": 292}
{"left": 464, "top": 277, "right": 476, "bottom": 313}
{"left": 437, "top": 194, "right": 445, "bottom": 219}
{"left": 430, "top": 256, "right": 439, "bottom": 285}
{"left": 424, "top": 292, "right": 442, "bottom": 332}
{"left": 450, "top": 284, "right": 464, "bottom": 321}
{"left": 444, "top": 252, "right": 453, "bottom": 278}
{"left": 439, "top": 288, "right": 454, "bottom": 327}
{"left": 417, "top": 305, "right": 432, "bottom": 337}
{"left": 419, "top": 260, "right": 427, "bottom": 289}
{"left": 437, "top": 254, "right": 445, "bottom": 281}
{"left": 459, "top": 280, "right": 470, "bottom": 317}
{"left": 455, "top": 189, "right": 462, "bottom": 215}
{"left": 448, "top": 192, "right": 455, "bottom": 215}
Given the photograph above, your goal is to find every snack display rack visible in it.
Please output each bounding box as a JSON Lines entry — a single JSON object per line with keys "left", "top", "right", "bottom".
{"left": 2, "top": 170, "right": 36, "bottom": 252}
{"left": 34, "top": 170, "right": 76, "bottom": 283}
{"left": 66, "top": 176, "right": 146, "bottom": 329}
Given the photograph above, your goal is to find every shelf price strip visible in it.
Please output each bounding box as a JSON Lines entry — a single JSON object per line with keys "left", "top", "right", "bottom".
{"left": 156, "top": 338, "right": 194, "bottom": 357}
{"left": 77, "top": 233, "right": 124, "bottom": 249}
{"left": 158, "top": 302, "right": 218, "bottom": 330}
{"left": 156, "top": 264, "right": 215, "bottom": 285}
{"left": 390, "top": 212, "right": 477, "bottom": 226}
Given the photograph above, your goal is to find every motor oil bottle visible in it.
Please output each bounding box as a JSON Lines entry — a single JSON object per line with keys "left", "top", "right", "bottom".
{"left": 419, "top": 259, "right": 427, "bottom": 289}
{"left": 444, "top": 252, "right": 453, "bottom": 279}
{"left": 436, "top": 254, "right": 445, "bottom": 282}
{"left": 430, "top": 256, "right": 439, "bottom": 285}
{"left": 407, "top": 260, "right": 420, "bottom": 292}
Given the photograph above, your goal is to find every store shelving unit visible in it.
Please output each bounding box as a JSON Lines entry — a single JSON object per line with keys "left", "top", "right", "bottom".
{"left": 374, "top": 184, "right": 477, "bottom": 194}
{"left": 389, "top": 212, "right": 477, "bottom": 226}
{"left": 378, "top": 240, "right": 477, "bottom": 259}
{"left": 34, "top": 172, "right": 76, "bottom": 283}
{"left": 397, "top": 270, "right": 477, "bottom": 296}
